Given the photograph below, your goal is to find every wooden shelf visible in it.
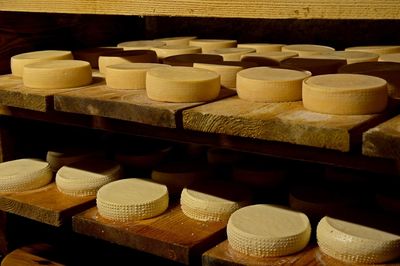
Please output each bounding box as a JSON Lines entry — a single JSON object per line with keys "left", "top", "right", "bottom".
{"left": 1, "top": 1, "right": 400, "bottom": 19}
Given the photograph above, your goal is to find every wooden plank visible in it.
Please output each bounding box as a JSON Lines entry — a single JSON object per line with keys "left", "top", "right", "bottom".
{"left": 1, "top": 243, "right": 64, "bottom": 266}
{"left": 72, "top": 204, "right": 227, "bottom": 265}
{"left": 1, "top": 0, "right": 400, "bottom": 19}
{"left": 54, "top": 83, "right": 235, "bottom": 128}
{"left": 0, "top": 183, "right": 95, "bottom": 227}
{"left": 363, "top": 114, "right": 400, "bottom": 160}
{"left": 183, "top": 96, "right": 389, "bottom": 152}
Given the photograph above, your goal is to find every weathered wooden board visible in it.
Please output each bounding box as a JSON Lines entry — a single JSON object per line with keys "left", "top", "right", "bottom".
{"left": 1, "top": 243, "right": 64, "bottom": 266}
{"left": 72, "top": 204, "right": 227, "bottom": 265}
{"left": 183, "top": 96, "right": 388, "bottom": 152}
{"left": 363, "top": 114, "right": 400, "bottom": 160}
{"left": 0, "top": 183, "right": 95, "bottom": 226}
{"left": 54, "top": 83, "right": 235, "bottom": 128}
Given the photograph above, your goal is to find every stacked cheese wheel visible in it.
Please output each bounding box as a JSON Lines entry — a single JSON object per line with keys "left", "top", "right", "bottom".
{"left": 46, "top": 148, "right": 96, "bottom": 172}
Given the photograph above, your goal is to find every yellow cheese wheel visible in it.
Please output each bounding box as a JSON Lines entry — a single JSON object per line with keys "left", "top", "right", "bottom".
{"left": 152, "top": 45, "right": 201, "bottom": 59}
{"left": 153, "top": 36, "right": 197, "bottom": 46}
{"left": 72, "top": 47, "right": 123, "bottom": 68}
{"left": 314, "top": 51, "right": 379, "bottom": 64}
{"left": 237, "top": 66, "right": 311, "bottom": 102}
{"left": 98, "top": 50, "right": 158, "bottom": 74}
{"left": 209, "top": 47, "right": 255, "bottom": 61}
{"left": 146, "top": 66, "right": 220, "bottom": 102}
{"left": 280, "top": 57, "right": 346, "bottom": 75}
{"left": 237, "top": 43, "right": 285, "bottom": 53}
{"left": 194, "top": 62, "right": 243, "bottom": 89}
{"left": 302, "top": 73, "right": 388, "bottom": 115}
{"left": 11, "top": 50, "right": 73, "bottom": 77}
{"left": 282, "top": 44, "right": 335, "bottom": 57}
{"left": 189, "top": 39, "right": 237, "bottom": 53}
{"left": 117, "top": 40, "right": 166, "bottom": 50}
{"left": 241, "top": 51, "right": 298, "bottom": 63}
{"left": 162, "top": 53, "right": 223, "bottom": 66}
{"left": 345, "top": 45, "right": 400, "bottom": 55}
{"left": 379, "top": 53, "right": 400, "bottom": 63}
{"left": 23, "top": 60, "right": 92, "bottom": 89}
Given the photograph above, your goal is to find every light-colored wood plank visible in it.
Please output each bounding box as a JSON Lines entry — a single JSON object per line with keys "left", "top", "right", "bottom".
{"left": 1, "top": 0, "right": 400, "bottom": 19}
{"left": 54, "top": 83, "right": 235, "bottom": 128}
{"left": 72, "top": 204, "right": 227, "bottom": 265}
{"left": 183, "top": 96, "right": 387, "bottom": 152}
{"left": 363, "top": 115, "right": 400, "bottom": 160}
{"left": 0, "top": 183, "right": 95, "bottom": 227}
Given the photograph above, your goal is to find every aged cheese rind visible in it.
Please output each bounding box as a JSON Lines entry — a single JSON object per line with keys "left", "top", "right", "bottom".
{"left": 152, "top": 45, "right": 201, "bottom": 59}
{"left": 98, "top": 50, "right": 158, "bottom": 73}
{"left": 189, "top": 39, "right": 237, "bottom": 53}
{"left": 46, "top": 149, "right": 96, "bottom": 172}
{"left": 194, "top": 62, "right": 243, "bottom": 89}
{"left": 237, "top": 43, "right": 285, "bottom": 53}
{"left": 241, "top": 51, "right": 298, "bottom": 62}
{"left": 345, "top": 45, "right": 400, "bottom": 55}
{"left": 117, "top": 40, "right": 166, "bottom": 50}
{"left": 379, "top": 53, "right": 400, "bottom": 63}
{"left": 281, "top": 44, "right": 335, "bottom": 57}
{"left": 153, "top": 36, "right": 197, "bottom": 46}
{"left": 209, "top": 47, "right": 255, "bottom": 61}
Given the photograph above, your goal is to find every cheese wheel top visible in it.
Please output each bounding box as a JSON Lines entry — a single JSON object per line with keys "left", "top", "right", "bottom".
{"left": 12, "top": 50, "right": 72, "bottom": 60}
{"left": 238, "top": 66, "right": 310, "bottom": 82}
{"left": 106, "top": 62, "right": 168, "bottom": 71}
{"left": 237, "top": 43, "right": 285, "bottom": 53}
{"left": 0, "top": 158, "right": 49, "bottom": 177}
{"left": 153, "top": 36, "right": 197, "bottom": 46}
{"left": 379, "top": 53, "right": 400, "bottom": 63}
{"left": 345, "top": 45, "right": 400, "bottom": 55}
{"left": 24, "top": 59, "right": 89, "bottom": 70}
{"left": 147, "top": 65, "right": 219, "bottom": 82}
{"left": 117, "top": 40, "right": 166, "bottom": 50}
{"left": 282, "top": 44, "right": 335, "bottom": 56}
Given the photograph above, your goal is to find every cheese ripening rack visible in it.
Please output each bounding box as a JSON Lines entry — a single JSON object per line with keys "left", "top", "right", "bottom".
{"left": 1, "top": 3, "right": 400, "bottom": 266}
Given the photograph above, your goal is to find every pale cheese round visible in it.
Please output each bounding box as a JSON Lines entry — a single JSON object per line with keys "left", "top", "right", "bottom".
{"left": 11, "top": 50, "right": 73, "bottom": 77}
{"left": 227, "top": 204, "right": 311, "bottom": 257}
{"left": 379, "top": 53, "right": 400, "bottom": 63}
{"left": 241, "top": 51, "right": 298, "bottom": 63}
{"left": 23, "top": 60, "right": 92, "bottom": 89}
{"left": 0, "top": 159, "right": 52, "bottom": 192}
{"left": 117, "top": 40, "right": 166, "bottom": 50}
{"left": 97, "top": 178, "right": 169, "bottom": 222}
{"left": 320, "top": 51, "right": 379, "bottom": 64}
{"left": 209, "top": 47, "right": 255, "bottom": 61}
{"left": 282, "top": 44, "right": 335, "bottom": 57}
{"left": 345, "top": 45, "right": 400, "bottom": 55}
{"left": 317, "top": 216, "right": 400, "bottom": 264}
{"left": 46, "top": 148, "right": 97, "bottom": 172}
{"left": 152, "top": 45, "right": 201, "bottom": 59}
{"left": 194, "top": 62, "right": 243, "bottom": 89}
{"left": 189, "top": 39, "right": 237, "bottom": 53}
{"left": 153, "top": 36, "right": 197, "bottom": 46}
{"left": 302, "top": 73, "right": 388, "bottom": 115}
{"left": 105, "top": 63, "right": 169, "bottom": 90}
{"left": 146, "top": 66, "right": 220, "bottom": 102}
{"left": 56, "top": 158, "right": 121, "bottom": 196}
{"left": 98, "top": 50, "right": 158, "bottom": 74}
{"left": 237, "top": 43, "right": 285, "bottom": 53}
{"left": 237, "top": 67, "right": 311, "bottom": 102}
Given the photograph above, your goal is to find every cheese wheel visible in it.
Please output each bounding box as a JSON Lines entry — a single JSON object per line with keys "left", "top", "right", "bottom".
{"left": 317, "top": 216, "right": 400, "bottom": 264}
{"left": 153, "top": 36, "right": 197, "bottom": 46}
{"left": 72, "top": 47, "right": 123, "bottom": 68}
{"left": 162, "top": 53, "right": 223, "bottom": 66}
{"left": 98, "top": 50, "right": 158, "bottom": 74}
{"left": 209, "top": 47, "right": 255, "bottom": 61}
{"left": 46, "top": 148, "right": 98, "bottom": 172}
{"left": 379, "top": 53, "right": 400, "bottom": 63}
{"left": 237, "top": 43, "right": 285, "bottom": 53}
{"left": 152, "top": 45, "right": 201, "bottom": 59}
{"left": 237, "top": 67, "right": 311, "bottom": 102}
{"left": 316, "top": 51, "right": 379, "bottom": 64}
{"left": 146, "top": 66, "right": 220, "bottom": 102}
{"left": 56, "top": 158, "right": 121, "bottom": 196}
{"left": 105, "top": 63, "right": 169, "bottom": 90}
{"left": 11, "top": 50, "right": 73, "bottom": 77}
{"left": 194, "top": 62, "right": 243, "bottom": 89}
{"left": 241, "top": 51, "right": 298, "bottom": 63}
{"left": 180, "top": 180, "right": 251, "bottom": 221}
{"left": 117, "top": 40, "right": 166, "bottom": 50}
{"left": 189, "top": 39, "right": 237, "bottom": 53}
{"left": 0, "top": 159, "right": 52, "bottom": 192}
{"left": 345, "top": 45, "right": 400, "bottom": 55}
{"left": 302, "top": 73, "right": 388, "bottom": 115}
{"left": 227, "top": 204, "right": 311, "bottom": 257}
{"left": 97, "top": 178, "right": 169, "bottom": 222}
{"left": 23, "top": 60, "right": 92, "bottom": 89}
{"left": 282, "top": 44, "right": 335, "bottom": 57}
{"left": 280, "top": 57, "right": 347, "bottom": 75}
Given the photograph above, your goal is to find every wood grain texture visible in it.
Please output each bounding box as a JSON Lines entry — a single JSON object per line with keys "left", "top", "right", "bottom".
{"left": 1, "top": 1, "right": 400, "bottom": 19}
{"left": 72, "top": 204, "right": 227, "bottom": 265}
{"left": 0, "top": 183, "right": 95, "bottom": 227}
{"left": 54, "top": 82, "right": 235, "bottom": 128}
{"left": 1, "top": 243, "right": 64, "bottom": 266}
{"left": 363, "top": 115, "right": 400, "bottom": 160}
{"left": 183, "top": 96, "right": 387, "bottom": 152}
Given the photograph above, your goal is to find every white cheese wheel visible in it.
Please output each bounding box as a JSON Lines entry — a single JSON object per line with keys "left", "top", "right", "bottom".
{"left": 302, "top": 73, "right": 388, "bottom": 115}
{"left": 0, "top": 159, "right": 52, "bottom": 192}
{"left": 241, "top": 51, "right": 298, "bottom": 62}
{"left": 23, "top": 60, "right": 92, "bottom": 89}
{"left": 209, "top": 47, "right": 255, "bottom": 61}
{"left": 152, "top": 45, "right": 201, "bottom": 59}
{"left": 105, "top": 63, "right": 169, "bottom": 90}
{"left": 97, "top": 178, "right": 169, "bottom": 222}
{"left": 237, "top": 66, "right": 311, "bottom": 102}
{"left": 317, "top": 216, "right": 400, "bottom": 264}
{"left": 180, "top": 180, "right": 251, "bottom": 221}
{"left": 194, "top": 62, "right": 243, "bottom": 89}
{"left": 282, "top": 44, "right": 335, "bottom": 57}
{"left": 237, "top": 43, "right": 285, "bottom": 53}
{"left": 153, "top": 36, "right": 197, "bottom": 46}
{"left": 56, "top": 158, "right": 121, "bottom": 196}
{"left": 189, "top": 39, "right": 237, "bottom": 53}
{"left": 11, "top": 50, "right": 73, "bottom": 77}
{"left": 146, "top": 66, "right": 220, "bottom": 102}
{"left": 98, "top": 50, "right": 158, "bottom": 74}
{"left": 345, "top": 45, "right": 400, "bottom": 55}
{"left": 117, "top": 40, "right": 166, "bottom": 50}
{"left": 46, "top": 148, "right": 98, "bottom": 172}
{"left": 379, "top": 53, "right": 400, "bottom": 63}
{"left": 227, "top": 204, "right": 311, "bottom": 257}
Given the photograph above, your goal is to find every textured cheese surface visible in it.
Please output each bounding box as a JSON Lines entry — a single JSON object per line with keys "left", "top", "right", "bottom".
{"left": 105, "top": 63, "right": 169, "bottom": 90}
{"left": 281, "top": 44, "right": 335, "bottom": 57}
{"left": 317, "top": 216, "right": 400, "bottom": 263}
{"left": 189, "top": 39, "right": 237, "bottom": 53}
{"left": 0, "top": 159, "right": 52, "bottom": 192}
{"left": 302, "top": 73, "right": 388, "bottom": 115}
{"left": 11, "top": 50, "right": 73, "bottom": 77}
{"left": 23, "top": 60, "right": 92, "bottom": 89}
{"left": 146, "top": 66, "right": 220, "bottom": 102}
{"left": 56, "top": 158, "right": 121, "bottom": 196}
{"left": 98, "top": 50, "right": 158, "bottom": 73}
{"left": 237, "top": 66, "right": 311, "bottom": 102}
{"left": 194, "top": 62, "right": 243, "bottom": 89}
{"left": 379, "top": 53, "right": 400, "bottom": 63}
{"left": 241, "top": 51, "right": 298, "bottom": 62}
{"left": 209, "top": 47, "right": 255, "bottom": 61}
{"left": 153, "top": 36, "right": 197, "bottom": 46}
{"left": 97, "top": 178, "right": 168, "bottom": 221}
{"left": 152, "top": 45, "right": 201, "bottom": 59}
{"left": 237, "top": 43, "right": 285, "bottom": 53}
{"left": 117, "top": 40, "right": 166, "bottom": 50}
{"left": 345, "top": 45, "right": 400, "bottom": 55}
{"left": 227, "top": 204, "right": 311, "bottom": 257}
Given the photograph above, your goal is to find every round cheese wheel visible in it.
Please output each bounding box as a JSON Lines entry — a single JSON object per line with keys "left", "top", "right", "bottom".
{"left": 146, "top": 66, "right": 220, "bottom": 102}
{"left": 56, "top": 158, "right": 121, "bottom": 196}
{"left": 98, "top": 50, "right": 158, "bottom": 74}
{"left": 46, "top": 148, "right": 97, "bottom": 172}
{"left": 227, "top": 204, "right": 311, "bottom": 257}
{"left": 162, "top": 54, "right": 223, "bottom": 66}
{"left": 152, "top": 45, "right": 201, "bottom": 59}
{"left": 0, "top": 158, "right": 52, "bottom": 192}
{"left": 11, "top": 50, "right": 73, "bottom": 77}
{"left": 282, "top": 44, "right": 335, "bottom": 57}
{"left": 189, "top": 39, "right": 237, "bottom": 53}
{"left": 317, "top": 216, "right": 400, "bottom": 264}
{"left": 237, "top": 43, "right": 285, "bottom": 53}
{"left": 241, "top": 51, "right": 298, "bottom": 62}
{"left": 153, "top": 36, "right": 197, "bottom": 46}
{"left": 180, "top": 180, "right": 251, "bottom": 221}
{"left": 345, "top": 45, "right": 400, "bottom": 55}
{"left": 117, "top": 40, "right": 166, "bottom": 50}
{"left": 302, "top": 73, "right": 388, "bottom": 115}
{"left": 209, "top": 47, "right": 255, "bottom": 61}
{"left": 379, "top": 53, "right": 400, "bottom": 63}
{"left": 194, "top": 62, "right": 243, "bottom": 89}
{"left": 280, "top": 57, "right": 347, "bottom": 75}
{"left": 97, "top": 178, "right": 169, "bottom": 222}
{"left": 72, "top": 47, "right": 123, "bottom": 68}
{"left": 23, "top": 60, "right": 92, "bottom": 89}
{"left": 105, "top": 63, "right": 169, "bottom": 90}
{"left": 237, "top": 66, "right": 311, "bottom": 102}
{"left": 316, "top": 51, "right": 379, "bottom": 64}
